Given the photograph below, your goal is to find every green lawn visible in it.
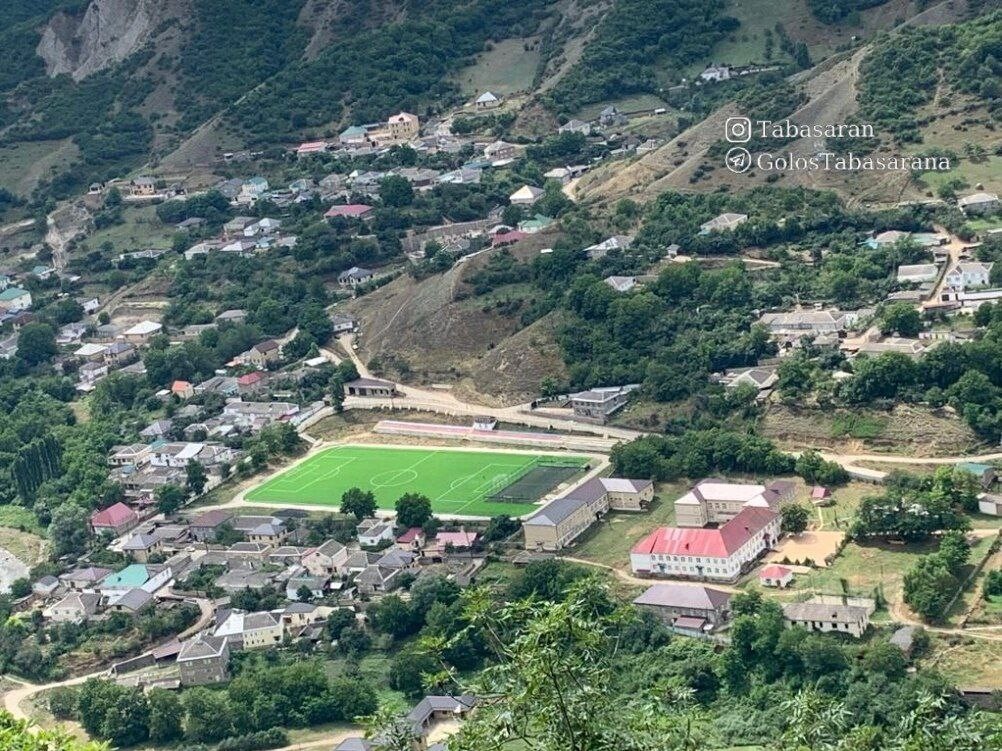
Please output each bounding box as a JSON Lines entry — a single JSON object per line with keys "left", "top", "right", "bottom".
{"left": 453, "top": 37, "right": 541, "bottom": 95}
{"left": 569, "top": 482, "right": 688, "bottom": 567}
{"left": 245, "top": 444, "right": 590, "bottom": 517}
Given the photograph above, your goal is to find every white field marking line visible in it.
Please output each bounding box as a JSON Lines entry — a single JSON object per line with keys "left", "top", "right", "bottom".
{"left": 369, "top": 468, "right": 419, "bottom": 488}
{"left": 293, "top": 456, "right": 359, "bottom": 493}
{"left": 361, "top": 447, "right": 440, "bottom": 490}
{"left": 263, "top": 448, "right": 343, "bottom": 489}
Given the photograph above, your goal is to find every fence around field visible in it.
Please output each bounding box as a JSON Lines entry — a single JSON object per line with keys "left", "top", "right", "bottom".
{"left": 490, "top": 464, "right": 585, "bottom": 502}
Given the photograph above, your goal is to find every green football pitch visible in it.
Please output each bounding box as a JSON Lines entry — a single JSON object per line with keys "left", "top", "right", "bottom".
{"left": 244, "top": 444, "right": 591, "bottom": 517}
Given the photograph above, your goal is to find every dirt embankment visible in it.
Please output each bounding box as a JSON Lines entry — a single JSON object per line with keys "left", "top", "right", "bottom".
{"left": 344, "top": 243, "right": 565, "bottom": 404}
{"left": 37, "top": 0, "right": 186, "bottom": 81}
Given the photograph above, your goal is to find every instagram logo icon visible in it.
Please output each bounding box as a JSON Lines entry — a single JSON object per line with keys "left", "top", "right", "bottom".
{"left": 725, "top": 117, "right": 752, "bottom": 143}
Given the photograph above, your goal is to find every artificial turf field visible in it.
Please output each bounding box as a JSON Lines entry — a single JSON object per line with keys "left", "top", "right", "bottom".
{"left": 245, "top": 444, "right": 591, "bottom": 517}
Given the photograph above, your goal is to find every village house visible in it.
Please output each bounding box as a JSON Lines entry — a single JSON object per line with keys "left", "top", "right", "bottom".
{"left": 104, "top": 341, "right": 137, "bottom": 367}
{"left": 523, "top": 477, "right": 653, "bottom": 551}
{"left": 509, "top": 184, "right": 544, "bottom": 206}
{"left": 344, "top": 377, "right": 398, "bottom": 397}
{"left": 339, "top": 125, "right": 370, "bottom": 148}
{"left": 484, "top": 140, "right": 517, "bottom": 161}
{"left": 326, "top": 203, "right": 374, "bottom": 221}
{"left": 188, "top": 512, "right": 236, "bottom": 540}
{"left": 699, "top": 64, "right": 731, "bottom": 82}
{"left": 302, "top": 539, "right": 350, "bottom": 578}
{"left": 756, "top": 308, "right": 873, "bottom": 340}
{"left": 59, "top": 567, "right": 112, "bottom": 591}
{"left": 718, "top": 367, "right": 778, "bottom": 399}
{"left": 604, "top": 275, "right": 638, "bottom": 293}
{"left": 122, "top": 320, "right": 162, "bottom": 344}
{"left": 331, "top": 314, "right": 358, "bottom": 334}
{"left": 759, "top": 564, "right": 794, "bottom": 588}
{"left": 99, "top": 563, "right": 172, "bottom": 598}
{"left": 583, "top": 235, "right": 633, "bottom": 260}
{"left": 673, "top": 478, "right": 795, "bottom": 527}
{"left": 567, "top": 384, "right": 638, "bottom": 423}
{"left": 945, "top": 262, "right": 993, "bottom": 290}
{"left": 386, "top": 111, "right": 421, "bottom": 142}
{"left": 558, "top": 119, "right": 592, "bottom": 135}
{"left": 406, "top": 695, "right": 477, "bottom": 735}
{"left": 177, "top": 634, "right": 230, "bottom": 686}
{"left": 338, "top": 266, "right": 375, "bottom": 287}
{"left": 356, "top": 565, "right": 401, "bottom": 594}
{"left": 958, "top": 192, "right": 1000, "bottom": 216}
{"left": 632, "top": 584, "right": 732, "bottom": 634}
{"left": 286, "top": 569, "right": 328, "bottom": 601}
{"left": 120, "top": 532, "right": 164, "bottom": 563}
{"left": 32, "top": 576, "right": 59, "bottom": 597}
{"left": 630, "top": 506, "right": 781, "bottom": 582}
{"left": 43, "top": 592, "right": 102, "bottom": 624}
{"left": 977, "top": 493, "right": 1002, "bottom": 516}
{"left": 357, "top": 518, "right": 395, "bottom": 546}
{"left": 475, "top": 91, "right": 502, "bottom": 109}
{"left": 0, "top": 287, "right": 32, "bottom": 313}
{"left": 896, "top": 264, "right": 940, "bottom": 284}
{"left": 396, "top": 527, "right": 426, "bottom": 551}
{"left": 599, "top": 105, "right": 627, "bottom": 127}
{"left": 213, "top": 609, "right": 285, "bottom": 649}
{"left": 90, "top": 502, "right": 139, "bottom": 536}
{"left": 958, "top": 462, "right": 996, "bottom": 489}
{"left": 57, "top": 322, "right": 88, "bottom": 344}
{"left": 782, "top": 601, "right": 871, "bottom": 637}
{"left": 699, "top": 212, "right": 747, "bottom": 233}
{"left": 245, "top": 339, "right": 282, "bottom": 368}
{"left": 130, "top": 176, "right": 158, "bottom": 196}
{"left": 106, "top": 587, "right": 155, "bottom": 616}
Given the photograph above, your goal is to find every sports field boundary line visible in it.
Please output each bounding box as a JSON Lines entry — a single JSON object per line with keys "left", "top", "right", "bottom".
{"left": 233, "top": 440, "right": 611, "bottom": 519}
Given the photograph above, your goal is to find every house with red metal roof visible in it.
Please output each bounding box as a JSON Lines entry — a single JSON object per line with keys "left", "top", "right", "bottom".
{"left": 90, "top": 502, "right": 139, "bottom": 536}
{"left": 759, "top": 564, "right": 794, "bottom": 588}
{"left": 630, "top": 506, "right": 780, "bottom": 582}
{"left": 324, "top": 204, "right": 374, "bottom": 220}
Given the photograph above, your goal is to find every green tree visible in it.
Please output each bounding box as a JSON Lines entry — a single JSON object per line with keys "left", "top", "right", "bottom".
{"left": 147, "top": 689, "right": 183, "bottom": 743}
{"left": 388, "top": 650, "right": 441, "bottom": 698}
{"left": 903, "top": 555, "right": 958, "bottom": 621}
{"left": 0, "top": 710, "right": 110, "bottom": 750}
{"left": 879, "top": 302, "right": 922, "bottom": 337}
{"left": 155, "top": 483, "right": 186, "bottom": 515}
{"left": 183, "top": 687, "right": 233, "bottom": 743}
{"left": 17, "top": 323, "right": 57, "bottom": 366}
{"left": 185, "top": 459, "right": 208, "bottom": 496}
{"left": 340, "top": 487, "right": 377, "bottom": 520}
{"left": 370, "top": 594, "right": 417, "bottom": 639}
{"left": 49, "top": 503, "right": 92, "bottom": 557}
{"left": 379, "top": 175, "right": 414, "bottom": 207}
{"left": 418, "top": 579, "right": 705, "bottom": 751}
{"left": 394, "top": 493, "right": 432, "bottom": 528}
{"left": 780, "top": 503, "right": 810, "bottom": 534}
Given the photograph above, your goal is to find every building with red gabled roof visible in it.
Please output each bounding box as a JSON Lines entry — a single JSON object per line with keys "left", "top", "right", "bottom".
{"left": 396, "top": 527, "right": 426, "bottom": 550}
{"left": 630, "top": 506, "right": 779, "bottom": 582}
{"left": 325, "top": 204, "right": 373, "bottom": 220}
{"left": 492, "top": 230, "right": 529, "bottom": 247}
{"left": 759, "top": 564, "right": 793, "bottom": 588}
{"left": 171, "top": 380, "right": 194, "bottom": 399}
{"left": 296, "top": 140, "right": 329, "bottom": 156}
{"left": 90, "top": 502, "right": 139, "bottom": 536}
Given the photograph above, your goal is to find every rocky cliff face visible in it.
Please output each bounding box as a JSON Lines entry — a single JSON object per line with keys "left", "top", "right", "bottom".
{"left": 36, "top": 0, "right": 175, "bottom": 81}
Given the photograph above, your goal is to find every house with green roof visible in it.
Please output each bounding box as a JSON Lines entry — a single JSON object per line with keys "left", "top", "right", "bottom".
{"left": 99, "top": 563, "right": 171, "bottom": 597}
{"left": 339, "top": 125, "right": 369, "bottom": 146}
{"left": 0, "top": 287, "right": 31, "bottom": 313}
{"left": 957, "top": 462, "right": 996, "bottom": 489}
